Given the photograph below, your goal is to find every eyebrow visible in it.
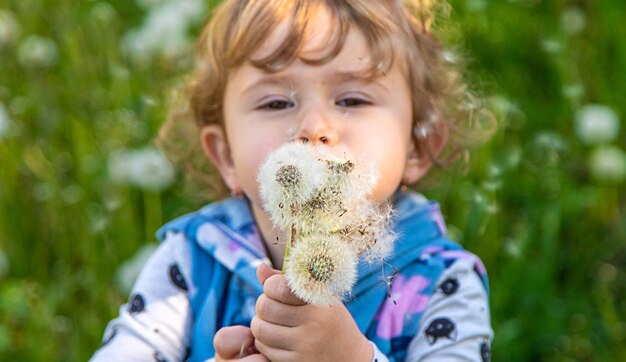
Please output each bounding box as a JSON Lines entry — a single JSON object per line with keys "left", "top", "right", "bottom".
{"left": 330, "top": 69, "right": 389, "bottom": 91}
{"left": 241, "top": 73, "right": 296, "bottom": 97}
{"left": 241, "top": 68, "right": 389, "bottom": 97}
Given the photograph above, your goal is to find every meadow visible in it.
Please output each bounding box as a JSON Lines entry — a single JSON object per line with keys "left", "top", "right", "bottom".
{"left": 0, "top": 0, "right": 625, "bottom": 360}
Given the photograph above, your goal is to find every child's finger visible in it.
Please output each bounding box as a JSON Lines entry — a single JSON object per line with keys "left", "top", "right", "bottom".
{"left": 250, "top": 316, "right": 294, "bottom": 350}
{"left": 214, "top": 325, "right": 255, "bottom": 359}
{"left": 263, "top": 274, "right": 306, "bottom": 306}
{"left": 256, "top": 264, "right": 281, "bottom": 285}
{"left": 255, "top": 294, "right": 302, "bottom": 327}
{"left": 240, "top": 354, "right": 270, "bottom": 362}
{"left": 254, "top": 339, "right": 292, "bottom": 362}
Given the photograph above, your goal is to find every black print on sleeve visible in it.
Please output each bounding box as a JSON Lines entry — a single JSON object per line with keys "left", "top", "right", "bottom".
{"left": 425, "top": 317, "right": 457, "bottom": 345}
{"left": 480, "top": 340, "right": 491, "bottom": 362}
{"left": 439, "top": 276, "right": 459, "bottom": 295}
{"left": 153, "top": 351, "right": 166, "bottom": 362}
{"left": 169, "top": 263, "right": 189, "bottom": 291}
{"left": 129, "top": 294, "right": 146, "bottom": 313}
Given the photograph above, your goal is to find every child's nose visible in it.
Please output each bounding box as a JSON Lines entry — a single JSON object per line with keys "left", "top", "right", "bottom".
{"left": 293, "top": 108, "right": 338, "bottom": 146}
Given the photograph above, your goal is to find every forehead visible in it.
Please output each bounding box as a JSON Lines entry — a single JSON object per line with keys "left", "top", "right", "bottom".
{"left": 235, "top": 0, "right": 399, "bottom": 77}
{"left": 251, "top": 7, "right": 370, "bottom": 72}
{"left": 250, "top": 4, "right": 338, "bottom": 60}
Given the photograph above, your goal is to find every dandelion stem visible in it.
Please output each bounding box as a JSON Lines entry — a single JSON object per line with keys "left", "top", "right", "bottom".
{"left": 282, "top": 224, "right": 296, "bottom": 273}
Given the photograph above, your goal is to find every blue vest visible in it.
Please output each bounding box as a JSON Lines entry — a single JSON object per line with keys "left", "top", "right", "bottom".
{"left": 156, "top": 191, "right": 488, "bottom": 361}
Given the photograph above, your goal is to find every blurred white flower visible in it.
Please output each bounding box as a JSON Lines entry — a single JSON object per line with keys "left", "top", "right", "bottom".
{"left": 589, "top": 145, "right": 626, "bottom": 182}
{"left": 504, "top": 238, "right": 522, "bottom": 259}
{"left": 540, "top": 37, "right": 563, "bottom": 54}
{"left": 491, "top": 95, "right": 522, "bottom": 118}
{"left": 285, "top": 234, "right": 357, "bottom": 306}
{"left": 109, "top": 147, "right": 175, "bottom": 191}
{"left": 116, "top": 244, "right": 158, "bottom": 294}
{"left": 562, "top": 83, "right": 585, "bottom": 101}
{"left": 122, "top": 0, "right": 206, "bottom": 63}
{"left": 0, "top": 9, "right": 20, "bottom": 48}
{"left": 136, "top": 0, "right": 167, "bottom": 10}
{"left": 0, "top": 247, "right": 8, "bottom": 278}
{"left": 534, "top": 131, "right": 566, "bottom": 152}
{"left": 466, "top": 0, "right": 487, "bottom": 12}
{"left": 61, "top": 184, "right": 84, "bottom": 204}
{"left": 90, "top": 2, "right": 117, "bottom": 24}
{"left": 17, "top": 35, "right": 59, "bottom": 69}
{"left": 575, "top": 104, "right": 620, "bottom": 145}
{"left": 0, "top": 103, "right": 10, "bottom": 138}
{"left": 560, "top": 7, "right": 586, "bottom": 36}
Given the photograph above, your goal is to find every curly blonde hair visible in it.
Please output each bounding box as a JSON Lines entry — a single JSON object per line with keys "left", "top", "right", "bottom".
{"left": 157, "top": 0, "right": 492, "bottom": 200}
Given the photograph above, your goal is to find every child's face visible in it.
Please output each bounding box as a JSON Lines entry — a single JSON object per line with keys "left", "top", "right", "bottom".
{"left": 203, "top": 6, "right": 427, "bottom": 220}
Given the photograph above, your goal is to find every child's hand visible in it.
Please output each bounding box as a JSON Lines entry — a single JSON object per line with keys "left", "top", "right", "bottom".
{"left": 214, "top": 325, "right": 269, "bottom": 362}
{"left": 252, "top": 264, "right": 373, "bottom": 362}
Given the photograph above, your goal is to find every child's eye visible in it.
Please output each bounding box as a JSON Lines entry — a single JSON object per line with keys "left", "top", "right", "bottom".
{"left": 258, "top": 99, "right": 295, "bottom": 110}
{"left": 336, "top": 97, "right": 372, "bottom": 107}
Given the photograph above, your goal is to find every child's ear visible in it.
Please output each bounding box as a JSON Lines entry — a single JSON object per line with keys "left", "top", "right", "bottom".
{"left": 200, "top": 124, "right": 242, "bottom": 195}
{"left": 402, "top": 121, "right": 449, "bottom": 185}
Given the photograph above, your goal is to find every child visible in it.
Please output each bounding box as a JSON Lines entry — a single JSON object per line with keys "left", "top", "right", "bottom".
{"left": 92, "top": 0, "right": 493, "bottom": 361}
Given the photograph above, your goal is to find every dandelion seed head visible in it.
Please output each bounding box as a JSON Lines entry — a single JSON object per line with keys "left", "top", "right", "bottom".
{"left": 339, "top": 200, "right": 394, "bottom": 261}
{"left": 327, "top": 159, "right": 355, "bottom": 175}
{"left": 276, "top": 164, "right": 301, "bottom": 189}
{"left": 259, "top": 142, "right": 397, "bottom": 303}
{"left": 258, "top": 142, "right": 328, "bottom": 227}
{"left": 305, "top": 191, "right": 327, "bottom": 210}
{"left": 295, "top": 187, "right": 351, "bottom": 233}
{"left": 286, "top": 234, "right": 357, "bottom": 306}
{"left": 307, "top": 254, "right": 335, "bottom": 283}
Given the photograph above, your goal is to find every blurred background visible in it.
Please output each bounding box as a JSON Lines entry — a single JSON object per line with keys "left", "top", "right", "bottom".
{"left": 0, "top": 0, "right": 624, "bottom": 360}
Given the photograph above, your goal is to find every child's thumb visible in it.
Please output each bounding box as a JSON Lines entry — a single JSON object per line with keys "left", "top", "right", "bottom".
{"left": 214, "top": 325, "right": 256, "bottom": 359}
{"left": 256, "top": 263, "right": 281, "bottom": 286}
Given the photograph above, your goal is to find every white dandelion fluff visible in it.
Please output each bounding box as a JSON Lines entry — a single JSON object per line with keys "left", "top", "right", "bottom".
{"left": 258, "top": 142, "right": 397, "bottom": 305}
{"left": 285, "top": 234, "right": 357, "bottom": 306}
{"left": 337, "top": 200, "right": 394, "bottom": 261}
{"left": 258, "top": 142, "right": 328, "bottom": 228}
{"left": 295, "top": 150, "right": 380, "bottom": 234}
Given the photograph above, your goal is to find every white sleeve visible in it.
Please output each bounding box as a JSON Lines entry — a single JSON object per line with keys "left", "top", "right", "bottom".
{"left": 406, "top": 258, "right": 493, "bottom": 362}
{"left": 371, "top": 341, "right": 390, "bottom": 362}
{"left": 90, "top": 231, "right": 194, "bottom": 361}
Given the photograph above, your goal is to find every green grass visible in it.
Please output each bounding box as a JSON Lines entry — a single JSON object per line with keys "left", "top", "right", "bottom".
{"left": 1, "top": 0, "right": 625, "bottom": 361}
